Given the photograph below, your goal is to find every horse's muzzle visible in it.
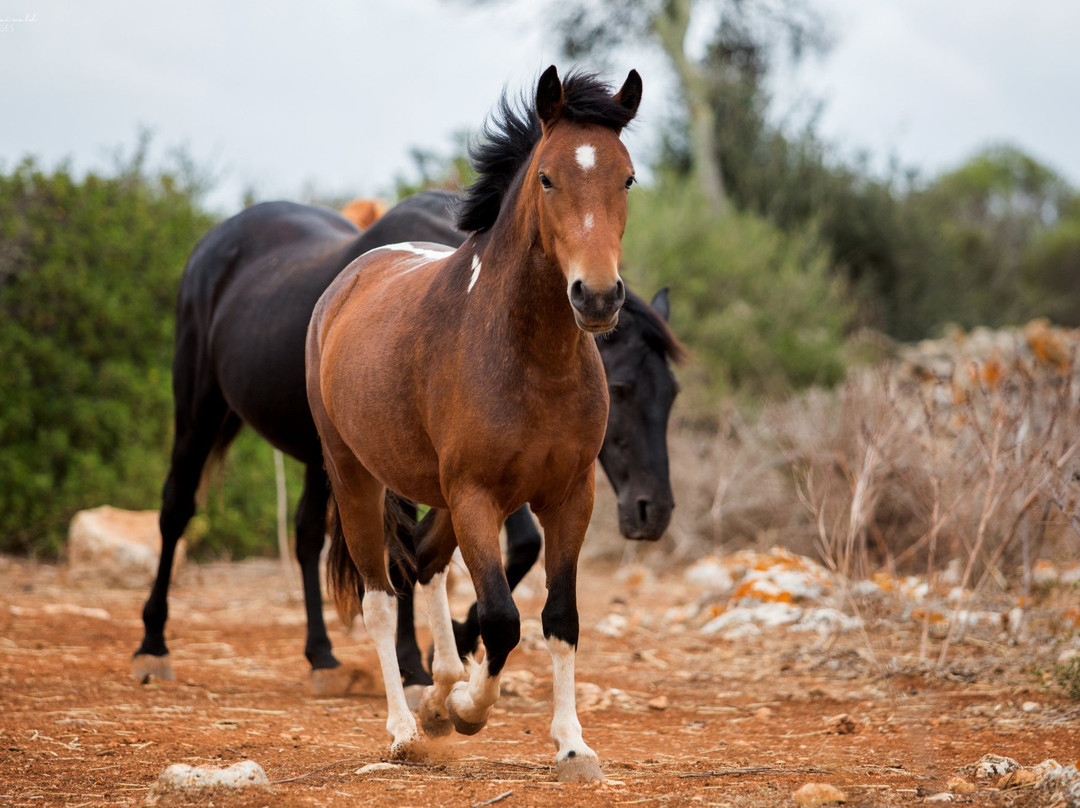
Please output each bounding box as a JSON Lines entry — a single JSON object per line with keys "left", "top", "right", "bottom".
{"left": 569, "top": 278, "right": 625, "bottom": 333}
{"left": 618, "top": 495, "right": 672, "bottom": 541}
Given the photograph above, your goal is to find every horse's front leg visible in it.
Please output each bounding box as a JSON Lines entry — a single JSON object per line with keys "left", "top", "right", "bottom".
{"left": 444, "top": 493, "right": 519, "bottom": 736}
{"left": 413, "top": 509, "right": 465, "bottom": 736}
{"left": 537, "top": 469, "right": 603, "bottom": 783}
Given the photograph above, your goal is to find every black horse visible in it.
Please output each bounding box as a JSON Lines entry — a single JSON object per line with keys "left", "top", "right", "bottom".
{"left": 133, "top": 191, "right": 683, "bottom": 695}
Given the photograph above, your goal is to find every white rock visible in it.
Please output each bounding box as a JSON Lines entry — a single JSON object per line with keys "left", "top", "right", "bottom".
{"left": 356, "top": 762, "right": 398, "bottom": 774}
{"left": 684, "top": 556, "right": 734, "bottom": 594}
{"left": 596, "top": 613, "right": 630, "bottom": 638}
{"left": 965, "top": 754, "right": 1021, "bottom": 780}
{"left": 67, "top": 506, "right": 183, "bottom": 588}
{"left": 153, "top": 760, "right": 269, "bottom": 792}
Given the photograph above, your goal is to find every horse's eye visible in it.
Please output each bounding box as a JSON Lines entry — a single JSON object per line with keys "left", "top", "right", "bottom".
{"left": 610, "top": 381, "right": 633, "bottom": 397}
{"left": 539, "top": 172, "right": 553, "bottom": 189}
{"left": 624, "top": 176, "right": 636, "bottom": 190}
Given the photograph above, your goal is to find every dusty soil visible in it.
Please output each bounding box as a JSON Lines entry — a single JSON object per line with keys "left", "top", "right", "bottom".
{"left": 1, "top": 553, "right": 1078, "bottom": 808}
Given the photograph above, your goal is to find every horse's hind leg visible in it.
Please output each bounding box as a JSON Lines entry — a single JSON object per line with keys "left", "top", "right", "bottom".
{"left": 132, "top": 381, "right": 234, "bottom": 684}
{"left": 330, "top": 461, "right": 425, "bottom": 760}
{"left": 388, "top": 512, "right": 434, "bottom": 709}
{"left": 537, "top": 471, "right": 603, "bottom": 782}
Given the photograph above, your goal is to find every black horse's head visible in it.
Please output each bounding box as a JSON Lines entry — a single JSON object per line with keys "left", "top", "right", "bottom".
{"left": 596, "top": 287, "right": 684, "bottom": 541}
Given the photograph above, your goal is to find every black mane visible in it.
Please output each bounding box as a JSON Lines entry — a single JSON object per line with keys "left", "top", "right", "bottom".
{"left": 620, "top": 289, "right": 687, "bottom": 365}
{"left": 456, "top": 71, "right": 636, "bottom": 234}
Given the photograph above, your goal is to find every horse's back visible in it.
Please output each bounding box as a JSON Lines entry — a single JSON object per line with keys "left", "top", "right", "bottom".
{"left": 175, "top": 202, "right": 363, "bottom": 461}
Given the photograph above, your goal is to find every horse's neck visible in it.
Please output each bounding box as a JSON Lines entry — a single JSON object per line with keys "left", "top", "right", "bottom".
{"left": 473, "top": 226, "right": 589, "bottom": 376}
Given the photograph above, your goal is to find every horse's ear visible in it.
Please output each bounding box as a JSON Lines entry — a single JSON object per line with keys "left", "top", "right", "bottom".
{"left": 615, "top": 69, "right": 642, "bottom": 118}
{"left": 536, "top": 65, "right": 564, "bottom": 126}
{"left": 650, "top": 286, "right": 671, "bottom": 321}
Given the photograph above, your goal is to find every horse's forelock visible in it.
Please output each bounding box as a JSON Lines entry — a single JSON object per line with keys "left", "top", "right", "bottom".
{"left": 456, "top": 71, "right": 637, "bottom": 235}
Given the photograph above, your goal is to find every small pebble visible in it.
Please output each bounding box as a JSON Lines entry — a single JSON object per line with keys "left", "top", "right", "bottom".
{"left": 792, "top": 782, "right": 847, "bottom": 806}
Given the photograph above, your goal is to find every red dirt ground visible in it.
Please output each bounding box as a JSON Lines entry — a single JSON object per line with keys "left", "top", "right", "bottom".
{"left": 1, "top": 553, "right": 1077, "bottom": 807}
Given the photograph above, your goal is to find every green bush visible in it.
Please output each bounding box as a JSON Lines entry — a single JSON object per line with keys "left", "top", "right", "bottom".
{"left": 621, "top": 175, "right": 852, "bottom": 408}
{"left": 0, "top": 154, "right": 216, "bottom": 555}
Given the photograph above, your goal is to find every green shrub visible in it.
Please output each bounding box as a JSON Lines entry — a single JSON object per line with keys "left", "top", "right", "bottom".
{"left": 0, "top": 152, "right": 214, "bottom": 555}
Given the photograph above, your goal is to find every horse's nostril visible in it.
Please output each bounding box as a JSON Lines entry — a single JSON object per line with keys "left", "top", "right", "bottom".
{"left": 637, "top": 498, "right": 650, "bottom": 525}
{"left": 570, "top": 279, "right": 586, "bottom": 309}
{"left": 615, "top": 278, "right": 625, "bottom": 304}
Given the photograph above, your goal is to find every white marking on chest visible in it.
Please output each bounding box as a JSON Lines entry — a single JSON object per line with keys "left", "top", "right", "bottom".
{"left": 467, "top": 254, "right": 482, "bottom": 292}
{"left": 583, "top": 212, "right": 594, "bottom": 232}
{"left": 575, "top": 144, "right": 596, "bottom": 172}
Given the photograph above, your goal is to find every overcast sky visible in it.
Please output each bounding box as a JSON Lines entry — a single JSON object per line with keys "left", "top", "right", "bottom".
{"left": 2, "top": 1, "right": 1077, "bottom": 213}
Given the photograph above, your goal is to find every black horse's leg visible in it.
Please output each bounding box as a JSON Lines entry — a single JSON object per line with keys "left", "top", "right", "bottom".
{"left": 132, "top": 382, "right": 233, "bottom": 683}
{"left": 454, "top": 504, "right": 541, "bottom": 658}
{"left": 294, "top": 462, "right": 347, "bottom": 694}
{"left": 390, "top": 502, "right": 433, "bottom": 707}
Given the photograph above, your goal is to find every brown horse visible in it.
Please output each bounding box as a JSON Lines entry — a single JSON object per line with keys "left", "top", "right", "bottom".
{"left": 339, "top": 198, "right": 387, "bottom": 229}
{"left": 305, "top": 66, "right": 641, "bottom": 781}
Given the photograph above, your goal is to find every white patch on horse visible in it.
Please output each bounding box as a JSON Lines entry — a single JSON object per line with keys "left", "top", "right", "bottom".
{"left": 583, "top": 212, "right": 594, "bottom": 232}
{"left": 467, "top": 254, "right": 482, "bottom": 293}
{"left": 367, "top": 242, "right": 453, "bottom": 273}
{"left": 575, "top": 144, "right": 596, "bottom": 172}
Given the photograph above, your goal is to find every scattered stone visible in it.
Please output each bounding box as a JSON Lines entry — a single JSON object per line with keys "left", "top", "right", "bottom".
{"left": 596, "top": 613, "right": 630, "bottom": 638}
{"left": 355, "top": 762, "right": 398, "bottom": 775}
{"left": 68, "top": 506, "right": 182, "bottom": 589}
{"left": 754, "top": 706, "right": 774, "bottom": 721}
{"left": 792, "top": 782, "right": 847, "bottom": 806}
{"left": 647, "top": 695, "right": 669, "bottom": 711}
{"left": 825, "top": 713, "right": 856, "bottom": 734}
{"left": 1036, "top": 764, "right": 1080, "bottom": 808}
{"left": 962, "top": 754, "right": 1021, "bottom": 780}
{"left": 997, "top": 768, "right": 1039, "bottom": 789}
{"left": 153, "top": 760, "right": 269, "bottom": 793}
{"left": 1021, "top": 701, "right": 1040, "bottom": 713}
{"left": 946, "top": 776, "right": 976, "bottom": 794}
{"left": 614, "top": 563, "right": 655, "bottom": 591}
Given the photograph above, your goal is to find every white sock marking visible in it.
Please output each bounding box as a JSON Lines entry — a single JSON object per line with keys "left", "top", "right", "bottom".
{"left": 575, "top": 144, "right": 596, "bottom": 172}
{"left": 467, "top": 254, "right": 482, "bottom": 293}
{"left": 363, "top": 590, "right": 418, "bottom": 744}
{"left": 547, "top": 636, "right": 592, "bottom": 757}
{"left": 424, "top": 570, "right": 465, "bottom": 688}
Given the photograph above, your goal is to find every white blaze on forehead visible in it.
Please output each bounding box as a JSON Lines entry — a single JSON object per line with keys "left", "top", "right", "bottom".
{"left": 575, "top": 144, "right": 596, "bottom": 171}
{"left": 467, "top": 254, "right": 482, "bottom": 293}
{"left": 583, "top": 212, "right": 594, "bottom": 231}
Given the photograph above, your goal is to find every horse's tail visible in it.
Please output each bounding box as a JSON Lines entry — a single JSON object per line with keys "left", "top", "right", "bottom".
{"left": 326, "top": 488, "right": 418, "bottom": 625}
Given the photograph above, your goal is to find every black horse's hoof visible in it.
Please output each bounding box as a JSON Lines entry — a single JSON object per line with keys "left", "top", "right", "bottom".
{"left": 131, "top": 653, "right": 174, "bottom": 684}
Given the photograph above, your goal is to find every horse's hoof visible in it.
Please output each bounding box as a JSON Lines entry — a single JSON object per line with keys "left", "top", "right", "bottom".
{"left": 418, "top": 688, "right": 453, "bottom": 738}
{"left": 131, "top": 653, "right": 174, "bottom": 684}
{"left": 556, "top": 750, "right": 604, "bottom": 783}
{"left": 446, "top": 696, "right": 487, "bottom": 736}
{"left": 310, "top": 665, "right": 374, "bottom": 696}
{"left": 388, "top": 733, "right": 429, "bottom": 763}
{"left": 404, "top": 683, "right": 426, "bottom": 712}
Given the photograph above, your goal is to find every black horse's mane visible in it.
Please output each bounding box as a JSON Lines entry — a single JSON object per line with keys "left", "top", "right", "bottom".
{"left": 620, "top": 289, "right": 686, "bottom": 365}
{"left": 456, "top": 71, "right": 636, "bottom": 234}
